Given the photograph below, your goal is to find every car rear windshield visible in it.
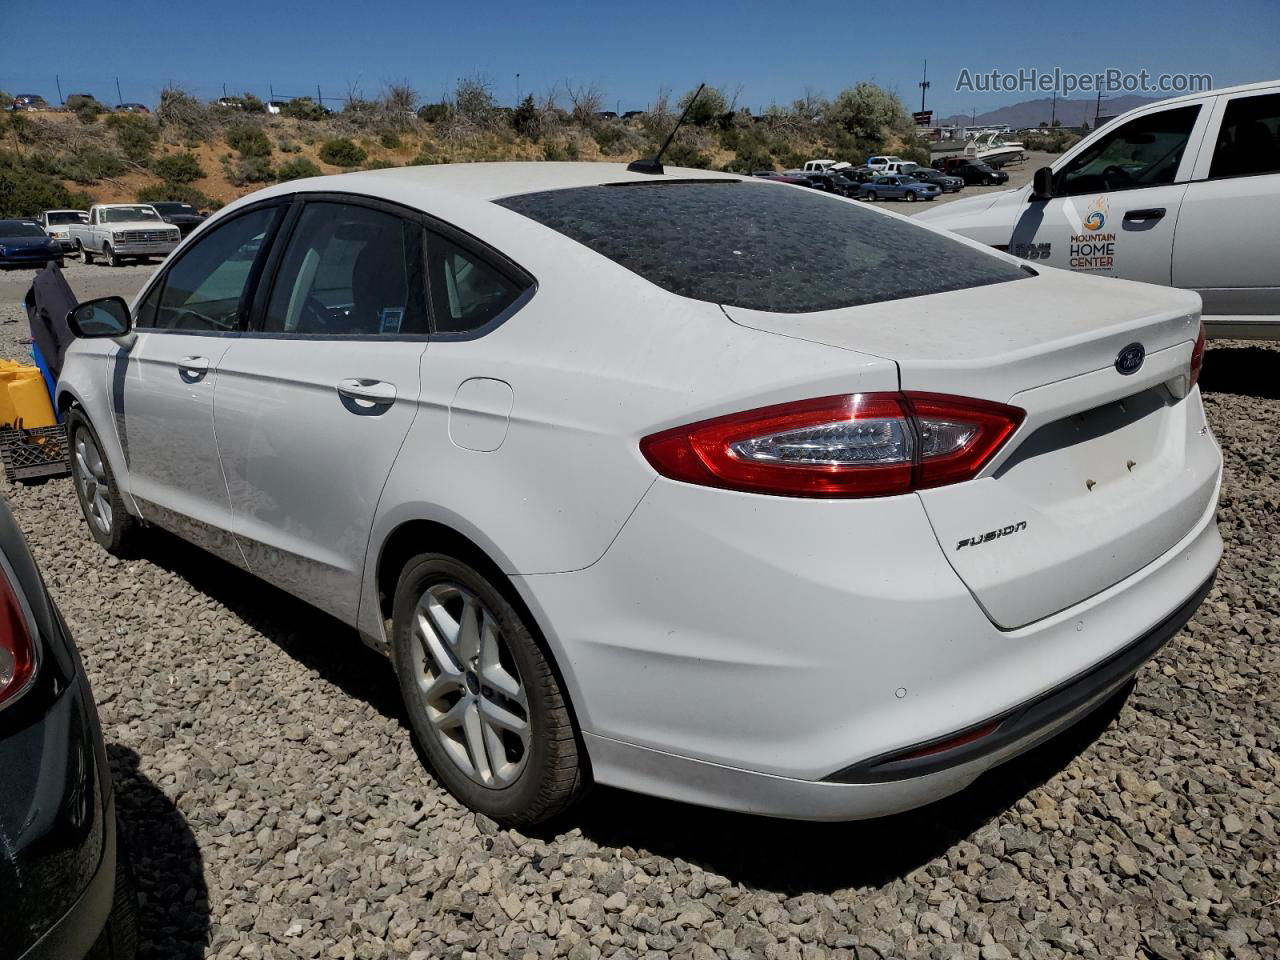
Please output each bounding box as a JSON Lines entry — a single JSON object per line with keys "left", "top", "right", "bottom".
{"left": 496, "top": 181, "right": 1026, "bottom": 313}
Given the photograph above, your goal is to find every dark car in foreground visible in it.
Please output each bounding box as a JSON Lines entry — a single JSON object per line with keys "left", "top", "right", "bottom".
{"left": 0, "top": 221, "right": 64, "bottom": 269}
{"left": 0, "top": 496, "right": 137, "bottom": 959}
{"left": 147, "top": 202, "right": 205, "bottom": 237}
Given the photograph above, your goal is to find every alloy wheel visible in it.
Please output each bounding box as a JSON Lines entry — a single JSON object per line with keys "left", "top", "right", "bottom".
{"left": 73, "top": 430, "right": 113, "bottom": 533}
{"left": 409, "top": 581, "right": 531, "bottom": 787}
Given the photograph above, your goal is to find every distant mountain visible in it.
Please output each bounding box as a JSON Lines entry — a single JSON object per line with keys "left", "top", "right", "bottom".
{"left": 938, "top": 94, "right": 1161, "bottom": 129}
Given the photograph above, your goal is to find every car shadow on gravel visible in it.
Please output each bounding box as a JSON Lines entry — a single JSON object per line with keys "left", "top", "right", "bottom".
{"left": 549, "top": 684, "right": 1131, "bottom": 896}
{"left": 1200, "top": 346, "right": 1280, "bottom": 400}
{"left": 139, "top": 530, "right": 408, "bottom": 723}
{"left": 108, "top": 744, "right": 210, "bottom": 959}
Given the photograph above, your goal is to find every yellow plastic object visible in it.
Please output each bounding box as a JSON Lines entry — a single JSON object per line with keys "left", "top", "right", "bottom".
{"left": 0, "top": 360, "right": 56, "bottom": 429}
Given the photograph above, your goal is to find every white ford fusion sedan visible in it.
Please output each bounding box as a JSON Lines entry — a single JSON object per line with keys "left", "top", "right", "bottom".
{"left": 57, "top": 162, "right": 1222, "bottom": 825}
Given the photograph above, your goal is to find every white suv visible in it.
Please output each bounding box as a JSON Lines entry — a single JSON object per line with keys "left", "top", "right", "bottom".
{"left": 57, "top": 163, "right": 1221, "bottom": 825}
{"left": 917, "top": 79, "right": 1280, "bottom": 339}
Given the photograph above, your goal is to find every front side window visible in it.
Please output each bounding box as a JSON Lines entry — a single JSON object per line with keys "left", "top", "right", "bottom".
{"left": 1209, "top": 93, "right": 1280, "bottom": 179}
{"left": 144, "top": 206, "right": 279, "bottom": 331}
{"left": 1055, "top": 105, "right": 1200, "bottom": 196}
{"left": 497, "top": 181, "right": 1027, "bottom": 314}
{"left": 262, "top": 202, "right": 426, "bottom": 336}
{"left": 427, "top": 232, "right": 522, "bottom": 334}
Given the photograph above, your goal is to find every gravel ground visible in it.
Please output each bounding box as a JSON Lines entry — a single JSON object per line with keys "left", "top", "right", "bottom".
{"left": 0, "top": 265, "right": 1277, "bottom": 960}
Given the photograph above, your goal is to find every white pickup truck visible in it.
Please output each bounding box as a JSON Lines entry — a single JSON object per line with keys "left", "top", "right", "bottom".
{"left": 916, "top": 79, "right": 1280, "bottom": 339}
{"left": 67, "top": 204, "right": 181, "bottom": 267}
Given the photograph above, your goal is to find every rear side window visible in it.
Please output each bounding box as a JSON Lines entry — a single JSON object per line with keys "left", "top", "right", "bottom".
{"left": 496, "top": 182, "right": 1026, "bottom": 314}
{"left": 1210, "top": 93, "right": 1280, "bottom": 179}
{"left": 262, "top": 202, "right": 426, "bottom": 336}
{"left": 427, "top": 232, "right": 522, "bottom": 333}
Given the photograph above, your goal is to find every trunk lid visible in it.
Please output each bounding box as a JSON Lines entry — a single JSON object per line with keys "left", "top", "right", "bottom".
{"left": 725, "top": 269, "right": 1217, "bottom": 628}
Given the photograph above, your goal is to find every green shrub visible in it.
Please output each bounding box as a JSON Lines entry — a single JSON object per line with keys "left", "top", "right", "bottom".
{"left": 364, "top": 157, "right": 397, "bottom": 170}
{"left": 224, "top": 155, "right": 275, "bottom": 185}
{"left": 137, "top": 182, "right": 214, "bottom": 210}
{"left": 67, "top": 95, "right": 107, "bottom": 124}
{"left": 663, "top": 142, "right": 711, "bottom": 169}
{"left": 417, "top": 102, "right": 449, "bottom": 123}
{"left": 62, "top": 147, "right": 127, "bottom": 183}
{"left": 379, "top": 131, "right": 402, "bottom": 150}
{"left": 0, "top": 159, "right": 93, "bottom": 218}
{"left": 511, "top": 95, "right": 538, "bottom": 138}
{"left": 281, "top": 98, "right": 326, "bottom": 121}
{"left": 108, "top": 114, "right": 159, "bottom": 163}
{"left": 225, "top": 125, "right": 272, "bottom": 159}
{"left": 318, "top": 138, "right": 367, "bottom": 166}
{"left": 277, "top": 139, "right": 301, "bottom": 153}
{"left": 724, "top": 140, "right": 774, "bottom": 172}
{"left": 406, "top": 152, "right": 446, "bottom": 166}
{"left": 593, "top": 124, "right": 625, "bottom": 153}
{"left": 542, "top": 141, "right": 567, "bottom": 161}
{"left": 276, "top": 157, "right": 321, "bottom": 181}
{"left": 153, "top": 152, "right": 205, "bottom": 184}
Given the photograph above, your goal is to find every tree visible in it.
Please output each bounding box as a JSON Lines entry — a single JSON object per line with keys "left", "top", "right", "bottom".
{"left": 565, "top": 82, "right": 604, "bottom": 128}
{"left": 828, "top": 83, "right": 909, "bottom": 141}
{"left": 511, "top": 95, "right": 538, "bottom": 138}
{"left": 677, "top": 85, "right": 729, "bottom": 127}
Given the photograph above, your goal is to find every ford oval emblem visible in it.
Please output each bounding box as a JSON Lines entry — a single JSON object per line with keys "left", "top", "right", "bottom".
{"left": 1115, "top": 343, "right": 1145, "bottom": 375}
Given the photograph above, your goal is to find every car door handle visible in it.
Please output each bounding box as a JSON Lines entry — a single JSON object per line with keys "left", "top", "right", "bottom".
{"left": 336, "top": 378, "right": 397, "bottom": 405}
{"left": 1123, "top": 207, "right": 1166, "bottom": 223}
{"left": 178, "top": 356, "right": 209, "bottom": 375}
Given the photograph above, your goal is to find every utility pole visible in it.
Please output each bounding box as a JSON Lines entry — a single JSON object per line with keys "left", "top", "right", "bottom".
{"left": 515, "top": 73, "right": 521, "bottom": 104}
{"left": 1051, "top": 89, "right": 1057, "bottom": 126}
{"left": 317, "top": 84, "right": 323, "bottom": 107}
{"left": 55, "top": 75, "right": 63, "bottom": 105}
{"left": 1095, "top": 90, "right": 1103, "bottom": 126}
{"left": 115, "top": 76, "right": 123, "bottom": 107}
{"left": 919, "top": 59, "right": 930, "bottom": 113}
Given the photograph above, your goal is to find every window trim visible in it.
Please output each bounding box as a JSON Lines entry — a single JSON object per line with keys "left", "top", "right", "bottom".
{"left": 241, "top": 191, "right": 536, "bottom": 342}
{"left": 130, "top": 198, "right": 288, "bottom": 336}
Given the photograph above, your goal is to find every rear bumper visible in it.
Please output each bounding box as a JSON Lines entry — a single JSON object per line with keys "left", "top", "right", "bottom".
{"left": 517, "top": 453, "right": 1221, "bottom": 820}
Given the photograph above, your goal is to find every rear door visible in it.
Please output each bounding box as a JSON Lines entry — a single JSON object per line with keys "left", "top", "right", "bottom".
{"left": 1173, "top": 88, "right": 1280, "bottom": 321}
{"left": 213, "top": 196, "right": 430, "bottom": 625}
{"left": 1009, "top": 103, "right": 1210, "bottom": 284}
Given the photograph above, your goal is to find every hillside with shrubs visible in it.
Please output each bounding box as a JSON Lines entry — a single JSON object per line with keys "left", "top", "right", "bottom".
{"left": 0, "top": 79, "right": 935, "bottom": 218}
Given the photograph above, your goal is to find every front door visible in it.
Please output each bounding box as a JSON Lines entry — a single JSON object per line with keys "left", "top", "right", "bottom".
{"left": 214, "top": 198, "right": 430, "bottom": 624}
{"left": 119, "top": 203, "right": 283, "bottom": 564}
{"left": 1009, "top": 103, "right": 1208, "bottom": 285}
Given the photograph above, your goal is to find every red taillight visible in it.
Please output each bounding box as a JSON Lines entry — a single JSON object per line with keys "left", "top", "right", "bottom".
{"left": 1189, "top": 320, "right": 1206, "bottom": 389}
{"left": 640, "top": 392, "right": 1024, "bottom": 498}
{"left": 0, "top": 567, "right": 36, "bottom": 708}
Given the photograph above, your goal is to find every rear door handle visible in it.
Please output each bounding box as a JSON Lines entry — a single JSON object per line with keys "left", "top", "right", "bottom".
{"left": 1123, "top": 207, "right": 1166, "bottom": 223}
{"left": 336, "top": 378, "right": 397, "bottom": 405}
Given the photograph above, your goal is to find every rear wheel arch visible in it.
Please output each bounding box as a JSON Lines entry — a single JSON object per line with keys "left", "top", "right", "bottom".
{"left": 375, "top": 519, "right": 593, "bottom": 805}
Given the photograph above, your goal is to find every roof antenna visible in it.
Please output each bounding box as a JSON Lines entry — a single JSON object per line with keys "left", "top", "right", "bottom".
{"left": 627, "top": 83, "right": 705, "bottom": 175}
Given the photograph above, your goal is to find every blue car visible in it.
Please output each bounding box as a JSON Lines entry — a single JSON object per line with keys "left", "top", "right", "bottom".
{"left": 857, "top": 176, "right": 941, "bottom": 203}
{"left": 0, "top": 220, "right": 64, "bottom": 269}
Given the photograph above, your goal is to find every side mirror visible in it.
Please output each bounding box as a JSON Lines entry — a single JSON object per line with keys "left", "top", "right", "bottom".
{"left": 68, "top": 296, "right": 132, "bottom": 338}
{"left": 1031, "top": 166, "right": 1054, "bottom": 201}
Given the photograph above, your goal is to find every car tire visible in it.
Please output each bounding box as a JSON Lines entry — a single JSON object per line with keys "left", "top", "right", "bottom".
{"left": 391, "top": 552, "right": 586, "bottom": 826}
{"left": 67, "top": 408, "right": 141, "bottom": 556}
{"left": 982, "top": 177, "right": 993, "bottom": 186}
{"left": 81, "top": 240, "right": 94, "bottom": 265}
{"left": 104, "top": 243, "right": 120, "bottom": 267}
{"left": 905, "top": 192, "right": 916, "bottom": 202}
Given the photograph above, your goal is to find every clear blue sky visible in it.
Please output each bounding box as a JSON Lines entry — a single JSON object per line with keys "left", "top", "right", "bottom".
{"left": 3, "top": 0, "right": 1277, "bottom": 117}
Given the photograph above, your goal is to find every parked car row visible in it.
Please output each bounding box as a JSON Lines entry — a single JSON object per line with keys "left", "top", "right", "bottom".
{"left": 6, "top": 94, "right": 148, "bottom": 113}
{"left": 0, "top": 203, "right": 208, "bottom": 271}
